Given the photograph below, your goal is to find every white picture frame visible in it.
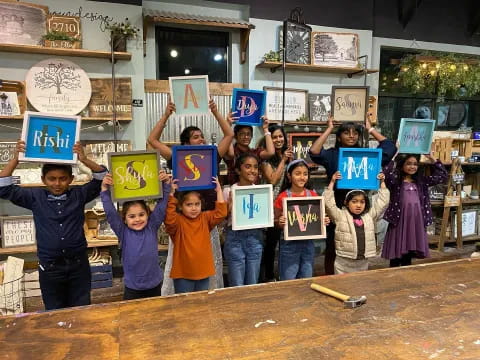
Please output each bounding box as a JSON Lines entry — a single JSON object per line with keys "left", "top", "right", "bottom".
{"left": 263, "top": 87, "right": 308, "bottom": 121}
{"left": 452, "top": 210, "right": 477, "bottom": 238}
{"left": 0, "top": 92, "right": 20, "bottom": 116}
{"left": 0, "top": 216, "right": 36, "bottom": 248}
{"left": 231, "top": 184, "right": 274, "bottom": 230}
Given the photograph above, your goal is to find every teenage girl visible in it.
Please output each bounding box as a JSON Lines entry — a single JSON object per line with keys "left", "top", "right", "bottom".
{"left": 382, "top": 153, "right": 448, "bottom": 266}
{"left": 100, "top": 171, "right": 171, "bottom": 300}
{"left": 223, "top": 153, "right": 265, "bottom": 286}
{"left": 325, "top": 171, "right": 390, "bottom": 274}
{"left": 274, "top": 159, "right": 328, "bottom": 280}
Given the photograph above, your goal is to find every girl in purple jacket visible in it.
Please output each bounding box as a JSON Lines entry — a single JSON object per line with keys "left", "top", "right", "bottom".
{"left": 382, "top": 153, "right": 448, "bottom": 267}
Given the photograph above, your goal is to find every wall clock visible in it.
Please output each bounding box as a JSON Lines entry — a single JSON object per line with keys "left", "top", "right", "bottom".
{"left": 283, "top": 8, "right": 312, "bottom": 65}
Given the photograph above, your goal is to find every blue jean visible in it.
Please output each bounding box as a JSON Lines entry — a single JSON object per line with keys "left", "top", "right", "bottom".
{"left": 279, "top": 239, "right": 315, "bottom": 280}
{"left": 173, "top": 278, "right": 209, "bottom": 294}
{"left": 224, "top": 227, "right": 263, "bottom": 286}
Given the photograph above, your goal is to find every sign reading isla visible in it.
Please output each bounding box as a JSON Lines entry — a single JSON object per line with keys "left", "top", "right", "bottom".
{"left": 231, "top": 88, "right": 266, "bottom": 126}
{"left": 172, "top": 145, "right": 217, "bottom": 191}
{"left": 398, "top": 118, "right": 435, "bottom": 154}
{"left": 337, "top": 148, "right": 382, "bottom": 190}
{"left": 169, "top": 75, "right": 210, "bottom": 116}
{"left": 283, "top": 196, "right": 327, "bottom": 240}
{"left": 231, "top": 184, "right": 274, "bottom": 230}
{"left": 108, "top": 151, "right": 162, "bottom": 202}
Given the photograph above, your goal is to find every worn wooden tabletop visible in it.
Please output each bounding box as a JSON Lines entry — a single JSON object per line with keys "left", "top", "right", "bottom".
{"left": 1, "top": 259, "right": 480, "bottom": 360}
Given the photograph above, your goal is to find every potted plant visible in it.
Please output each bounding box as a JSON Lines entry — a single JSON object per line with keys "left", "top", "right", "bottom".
{"left": 42, "top": 30, "right": 81, "bottom": 49}
{"left": 105, "top": 18, "right": 140, "bottom": 52}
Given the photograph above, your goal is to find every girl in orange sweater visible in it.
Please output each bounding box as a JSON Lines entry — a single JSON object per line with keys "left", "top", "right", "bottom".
{"left": 165, "top": 177, "right": 227, "bottom": 294}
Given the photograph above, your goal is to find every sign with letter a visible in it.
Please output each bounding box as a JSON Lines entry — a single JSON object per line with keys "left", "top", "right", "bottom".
{"left": 172, "top": 145, "right": 217, "bottom": 191}
{"left": 231, "top": 88, "right": 266, "bottom": 126}
{"left": 169, "top": 75, "right": 210, "bottom": 116}
{"left": 337, "top": 148, "right": 382, "bottom": 190}
{"left": 20, "top": 111, "right": 81, "bottom": 164}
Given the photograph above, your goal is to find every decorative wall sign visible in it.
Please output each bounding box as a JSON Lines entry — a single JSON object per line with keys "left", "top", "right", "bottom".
{"left": 398, "top": 118, "right": 435, "bottom": 154}
{"left": 88, "top": 78, "right": 132, "bottom": 120}
{"left": 264, "top": 87, "right": 308, "bottom": 121}
{"left": 0, "top": 80, "right": 26, "bottom": 115}
{"left": 311, "top": 32, "right": 359, "bottom": 68}
{"left": 231, "top": 184, "right": 274, "bottom": 230}
{"left": 231, "top": 88, "right": 266, "bottom": 126}
{"left": 0, "top": 0, "right": 48, "bottom": 46}
{"left": 452, "top": 210, "right": 477, "bottom": 238}
{"left": 283, "top": 196, "right": 326, "bottom": 240}
{"left": 25, "top": 58, "right": 92, "bottom": 115}
{"left": 368, "top": 95, "right": 378, "bottom": 124}
{"left": 81, "top": 140, "right": 132, "bottom": 167}
{"left": 108, "top": 151, "right": 162, "bottom": 202}
{"left": 97, "top": 218, "right": 116, "bottom": 240}
{"left": 0, "top": 141, "right": 17, "bottom": 164}
{"left": 169, "top": 75, "right": 210, "bottom": 116}
{"left": 0, "top": 216, "right": 36, "bottom": 248}
{"left": 172, "top": 145, "right": 217, "bottom": 191}
{"left": 337, "top": 148, "right": 382, "bottom": 190}
{"left": 288, "top": 132, "right": 322, "bottom": 166}
{"left": 0, "top": 92, "right": 20, "bottom": 116}
{"left": 331, "top": 86, "right": 369, "bottom": 122}
{"left": 47, "top": 15, "right": 81, "bottom": 48}
{"left": 309, "top": 94, "right": 330, "bottom": 122}
{"left": 19, "top": 111, "right": 81, "bottom": 164}
{"left": 283, "top": 8, "right": 312, "bottom": 65}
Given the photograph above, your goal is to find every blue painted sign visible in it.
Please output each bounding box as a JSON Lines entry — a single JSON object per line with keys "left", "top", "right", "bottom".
{"left": 337, "top": 148, "right": 382, "bottom": 190}
{"left": 231, "top": 88, "right": 266, "bottom": 126}
{"left": 232, "top": 184, "right": 274, "bottom": 230}
{"left": 398, "top": 118, "right": 435, "bottom": 154}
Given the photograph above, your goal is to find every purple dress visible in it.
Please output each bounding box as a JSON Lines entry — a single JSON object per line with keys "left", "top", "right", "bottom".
{"left": 382, "top": 182, "right": 429, "bottom": 259}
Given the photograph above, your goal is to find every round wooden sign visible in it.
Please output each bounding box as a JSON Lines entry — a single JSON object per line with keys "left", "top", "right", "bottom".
{"left": 25, "top": 58, "right": 91, "bottom": 115}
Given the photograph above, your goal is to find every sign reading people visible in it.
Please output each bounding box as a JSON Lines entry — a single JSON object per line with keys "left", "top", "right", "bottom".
{"left": 231, "top": 184, "right": 274, "bottom": 230}
{"left": 283, "top": 196, "right": 327, "bottom": 240}
{"left": 337, "top": 148, "right": 382, "bottom": 190}
{"left": 169, "top": 75, "right": 210, "bottom": 116}
{"left": 172, "top": 145, "right": 217, "bottom": 191}
{"left": 231, "top": 88, "right": 266, "bottom": 126}
{"left": 398, "top": 118, "right": 435, "bottom": 154}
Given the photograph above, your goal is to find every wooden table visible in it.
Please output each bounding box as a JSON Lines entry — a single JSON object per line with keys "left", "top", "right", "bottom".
{"left": 1, "top": 259, "right": 480, "bottom": 359}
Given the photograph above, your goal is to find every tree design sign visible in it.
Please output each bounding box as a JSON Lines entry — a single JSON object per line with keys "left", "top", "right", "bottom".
{"left": 171, "top": 145, "right": 217, "bottom": 191}
{"left": 231, "top": 88, "right": 266, "bottom": 126}
{"left": 283, "top": 196, "right": 326, "bottom": 240}
{"left": 26, "top": 58, "right": 92, "bottom": 115}
{"left": 398, "top": 118, "right": 435, "bottom": 154}
{"left": 337, "top": 148, "right": 382, "bottom": 190}
{"left": 331, "top": 86, "right": 369, "bottom": 122}
{"left": 169, "top": 75, "right": 210, "bottom": 116}
{"left": 311, "top": 32, "right": 359, "bottom": 68}
{"left": 231, "top": 184, "right": 274, "bottom": 230}
{"left": 107, "top": 151, "right": 162, "bottom": 202}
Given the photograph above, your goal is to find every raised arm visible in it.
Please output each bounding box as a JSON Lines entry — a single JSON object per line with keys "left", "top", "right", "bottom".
{"left": 147, "top": 102, "right": 176, "bottom": 160}
{"left": 149, "top": 171, "right": 172, "bottom": 229}
{"left": 423, "top": 152, "right": 448, "bottom": 186}
{"left": 258, "top": 118, "right": 275, "bottom": 160}
{"left": 164, "top": 179, "right": 179, "bottom": 238}
{"left": 0, "top": 140, "right": 23, "bottom": 177}
{"left": 310, "top": 115, "right": 334, "bottom": 155}
{"left": 99, "top": 174, "right": 125, "bottom": 237}
{"left": 209, "top": 99, "right": 235, "bottom": 158}
{"left": 324, "top": 172, "right": 343, "bottom": 221}
{"left": 365, "top": 115, "right": 386, "bottom": 142}
{"left": 368, "top": 173, "right": 390, "bottom": 220}
{"left": 74, "top": 142, "right": 105, "bottom": 173}
{"left": 262, "top": 146, "right": 292, "bottom": 185}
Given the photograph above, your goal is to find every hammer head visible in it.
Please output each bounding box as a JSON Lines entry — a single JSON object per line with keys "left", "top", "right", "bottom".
{"left": 344, "top": 295, "right": 367, "bottom": 309}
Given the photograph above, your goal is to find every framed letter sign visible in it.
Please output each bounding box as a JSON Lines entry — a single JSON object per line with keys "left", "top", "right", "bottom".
{"left": 108, "top": 151, "right": 162, "bottom": 202}
{"left": 19, "top": 111, "right": 80, "bottom": 164}
{"left": 169, "top": 75, "right": 210, "bottom": 116}
{"left": 232, "top": 184, "right": 274, "bottom": 230}
{"left": 337, "top": 148, "right": 382, "bottom": 190}
{"left": 283, "top": 196, "right": 326, "bottom": 240}
{"left": 231, "top": 88, "right": 266, "bottom": 126}
{"left": 398, "top": 118, "right": 435, "bottom": 154}
{"left": 0, "top": 216, "right": 36, "bottom": 248}
{"left": 331, "top": 86, "right": 369, "bottom": 122}
{"left": 172, "top": 145, "right": 217, "bottom": 191}
{"left": 288, "top": 132, "right": 322, "bottom": 166}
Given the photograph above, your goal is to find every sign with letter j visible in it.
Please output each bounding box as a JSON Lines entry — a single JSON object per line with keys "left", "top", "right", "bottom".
{"left": 172, "top": 145, "right": 217, "bottom": 191}
{"left": 337, "top": 148, "right": 382, "bottom": 190}
{"left": 169, "top": 75, "right": 210, "bottom": 116}
{"left": 231, "top": 184, "right": 274, "bottom": 230}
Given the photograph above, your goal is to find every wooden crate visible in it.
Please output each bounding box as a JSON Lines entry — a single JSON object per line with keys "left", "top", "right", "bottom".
{"left": 433, "top": 138, "right": 472, "bottom": 162}
{"left": 0, "top": 80, "right": 27, "bottom": 115}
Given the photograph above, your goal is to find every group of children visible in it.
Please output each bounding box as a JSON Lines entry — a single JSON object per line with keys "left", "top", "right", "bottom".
{"left": 0, "top": 103, "right": 448, "bottom": 311}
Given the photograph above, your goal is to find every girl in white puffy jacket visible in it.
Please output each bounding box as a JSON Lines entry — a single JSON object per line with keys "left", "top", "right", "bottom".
{"left": 324, "top": 171, "right": 389, "bottom": 274}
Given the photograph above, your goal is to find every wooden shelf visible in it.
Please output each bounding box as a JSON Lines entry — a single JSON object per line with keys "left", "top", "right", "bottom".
{"left": 256, "top": 61, "right": 379, "bottom": 76}
{"left": 0, "top": 43, "right": 131, "bottom": 60}
{"left": 431, "top": 198, "right": 480, "bottom": 206}
{"left": 0, "top": 115, "right": 130, "bottom": 122}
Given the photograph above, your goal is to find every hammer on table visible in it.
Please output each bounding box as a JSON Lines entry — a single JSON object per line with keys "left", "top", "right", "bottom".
{"left": 310, "top": 283, "right": 367, "bottom": 309}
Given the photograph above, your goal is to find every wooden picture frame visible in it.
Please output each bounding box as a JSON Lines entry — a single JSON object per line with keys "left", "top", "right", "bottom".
{"left": 311, "top": 32, "right": 359, "bottom": 68}
{"left": 172, "top": 145, "right": 217, "bottom": 191}
{"left": 169, "top": 75, "right": 210, "bottom": 116}
{"left": 108, "top": 150, "right": 163, "bottom": 202}
{"left": 264, "top": 87, "right": 308, "bottom": 121}
{"left": 308, "top": 93, "right": 330, "bottom": 122}
{"left": 337, "top": 148, "right": 382, "bottom": 190}
{"left": 0, "top": 80, "right": 27, "bottom": 115}
{"left": 0, "top": 92, "right": 20, "bottom": 116}
{"left": 231, "top": 184, "right": 274, "bottom": 230}
{"left": 452, "top": 210, "right": 477, "bottom": 239}
{"left": 88, "top": 78, "right": 132, "bottom": 121}
{"left": 283, "top": 196, "right": 326, "bottom": 240}
{"left": 331, "top": 86, "right": 369, "bottom": 122}
{"left": 19, "top": 111, "right": 81, "bottom": 164}
{"left": 0, "top": 216, "right": 36, "bottom": 248}
{"left": 288, "top": 132, "right": 322, "bottom": 166}
{"left": 231, "top": 88, "right": 266, "bottom": 126}
{"left": 398, "top": 118, "right": 435, "bottom": 154}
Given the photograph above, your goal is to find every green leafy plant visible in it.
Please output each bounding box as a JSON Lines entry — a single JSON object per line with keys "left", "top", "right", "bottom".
{"left": 106, "top": 18, "right": 140, "bottom": 39}
{"left": 263, "top": 50, "right": 281, "bottom": 62}
{"left": 42, "top": 30, "right": 79, "bottom": 42}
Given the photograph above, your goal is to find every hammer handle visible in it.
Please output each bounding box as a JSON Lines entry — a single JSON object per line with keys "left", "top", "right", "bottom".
{"left": 310, "top": 283, "right": 350, "bottom": 302}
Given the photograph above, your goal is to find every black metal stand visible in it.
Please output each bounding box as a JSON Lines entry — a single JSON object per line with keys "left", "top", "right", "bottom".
{"left": 110, "top": 31, "right": 118, "bottom": 153}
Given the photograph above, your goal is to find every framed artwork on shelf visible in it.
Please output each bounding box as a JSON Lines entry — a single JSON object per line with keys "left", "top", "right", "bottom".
{"left": 172, "top": 145, "right": 217, "bottom": 191}
{"left": 231, "top": 184, "right": 274, "bottom": 231}
{"left": 88, "top": 78, "right": 132, "bottom": 120}
{"left": 264, "top": 87, "right": 308, "bottom": 122}
{"left": 0, "top": 80, "right": 26, "bottom": 115}
{"left": 46, "top": 15, "right": 82, "bottom": 49}
{"left": 288, "top": 133, "right": 322, "bottom": 166}
{"left": 398, "top": 118, "right": 435, "bottom": 154}
{"left": 331, "top": 86, "right": 369, "bottom": 122}
{"left": 0, "top": 141, "right": 17, "bottom": 164}
{"left": 108, "top": 150, "right": 163, "bottom": 202}
{"left": 311, "top": 32, "right": 359, "bottom": 68}
{"left": 231, "top": 88, "right": 266, "bottom": 126}
{"left": 19, "top": 111, "right": 81, "bottom": 164}
{"left": 0, "top": 216, "right": 36, "bottom": 248}
{"left": 96, "top": 218, "right": 117, "bottom": 240}
{"left": 169, "top": 75, "right": 210, "bottom": 116}
{"left": 308, "top": 94, "right": 330, "bottom": 122}
{"left": 0, "top": 92, "right": 20, "bottom": 116}
{"left": 337, "top": 148, "right": 382, "bottom": 190}
{"left": 283, "top": 196, "right": 326, "bottom": 240}
{"left": 452, "top": 210, "right": 477, "bottom": 238}
{"left": 283, "top": 9, "right": 312, "bottom": 65}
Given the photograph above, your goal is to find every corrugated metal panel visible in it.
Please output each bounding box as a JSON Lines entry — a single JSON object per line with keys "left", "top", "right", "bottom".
{"left": 145, "top": 92, "right": 232, "bottom": 145}
{"left": 144, "top": 9, "right": 253, "bottom": 28}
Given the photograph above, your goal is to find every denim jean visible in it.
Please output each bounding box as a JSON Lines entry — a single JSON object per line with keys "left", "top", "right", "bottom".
{"left": 279, "top": 239, "right": 315, "bottom": 281}
{"left": 224, "top": 227, "right": 263, "bottom": 286}
{"left": 173, "top": 278, "right": 209, "bottom": 294}
{"left": 38, "top": 252, "right": 91, "bottom": 310}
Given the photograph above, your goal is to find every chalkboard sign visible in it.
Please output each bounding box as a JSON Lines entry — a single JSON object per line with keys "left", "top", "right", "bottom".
{"left": 288, "top": 133, "right": 322, "bottom": 166}
{"left": 283, "top": 196, "right": 326, "bottom": 240}
{"left": 0, "top": 141, "right": 17, "bottom": 164}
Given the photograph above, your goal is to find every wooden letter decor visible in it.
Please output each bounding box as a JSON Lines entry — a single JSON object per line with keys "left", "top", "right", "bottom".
{"left": 172, "top": 145, "right": 217, "bottom": 191}
{"left": 231, "top": 88, "right": 266, "bottom": 126}
{"left": 288, "top": 133, "right": 322, "bottom": 166}
{"left": 283, "top": 196, "right": 326, "bottom": 240}
{"left": 46, "top": 15, "right": 81, "bottom": 49}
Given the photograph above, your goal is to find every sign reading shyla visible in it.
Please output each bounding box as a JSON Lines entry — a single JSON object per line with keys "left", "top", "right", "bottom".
{"left": 337, "top": 148, "right": 382, "bottom": 190}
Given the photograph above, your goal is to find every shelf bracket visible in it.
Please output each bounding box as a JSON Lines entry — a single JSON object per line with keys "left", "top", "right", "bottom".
{"left": 269, "top": 64, "right": 283, "bottom": 73}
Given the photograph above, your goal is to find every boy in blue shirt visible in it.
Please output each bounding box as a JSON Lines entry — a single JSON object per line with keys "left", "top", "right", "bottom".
{"left": 0, "top": 140, "right": 107, "bottom": 310}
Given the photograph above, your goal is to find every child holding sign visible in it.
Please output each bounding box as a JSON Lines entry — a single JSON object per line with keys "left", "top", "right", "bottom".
{"left": 325, "top": 171, "right": 389, "bottom": 274}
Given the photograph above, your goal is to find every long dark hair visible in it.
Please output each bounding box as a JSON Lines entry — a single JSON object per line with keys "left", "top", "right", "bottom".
{"left": 344, "top": 190, "right": 370, "bottom": 215}
{"left": 279, "top": 159, "right": 312, "bottom": 193}
{"left": 395, "top": 153, "right": 421, "bottom": 181}
{"left": 335, "top": 122, "right": 363, "bottom": 148}
{"left": 257, "top": 124, "right": 288, "bottom": 167}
